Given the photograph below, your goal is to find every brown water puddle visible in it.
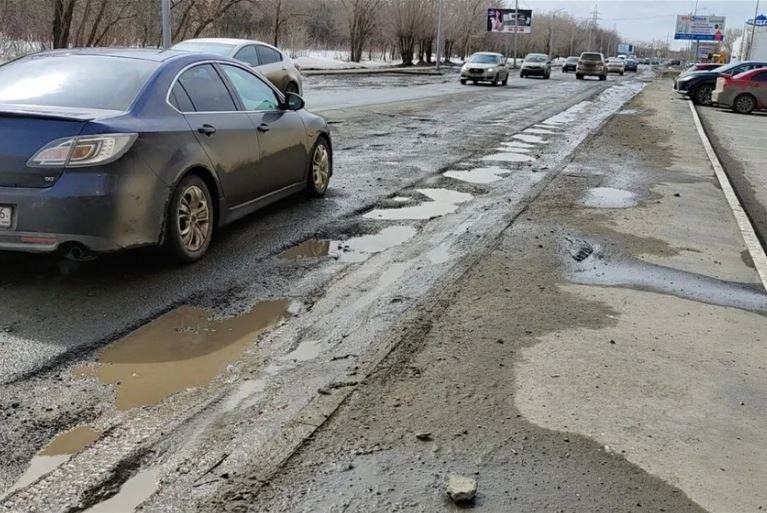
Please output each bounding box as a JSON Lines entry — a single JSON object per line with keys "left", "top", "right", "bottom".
{"left": 77, "top": 300, "right": 290, "bottom": 410}
{"left": 1, "top": 426, "right": 100, "bottom": 499}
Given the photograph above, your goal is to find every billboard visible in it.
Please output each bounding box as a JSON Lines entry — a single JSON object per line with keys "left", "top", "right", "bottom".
{"left": 674, "top": 15, "right": 726, "bottom": 41}
{"left": 487, "top": 8, "right": 533, "bottom": 34}
{"left": 697, "top": 42, "right": 718, "bottom": 59}
{"left": 617, "top": 43, "right": 634, "bottom": 54}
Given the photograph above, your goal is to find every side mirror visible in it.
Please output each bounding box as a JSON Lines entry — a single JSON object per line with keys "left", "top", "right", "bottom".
{"left": 284, "top": 92, "right": 305, "bottom": 111}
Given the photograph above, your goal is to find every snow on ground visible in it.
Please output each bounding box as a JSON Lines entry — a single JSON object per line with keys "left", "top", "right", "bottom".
{"left": 291, "top": 49, "right": 402, "bottom": 70}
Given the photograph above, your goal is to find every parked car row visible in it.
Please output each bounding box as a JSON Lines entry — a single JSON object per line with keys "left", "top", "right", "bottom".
{"left": 674, "top": 60, "right": 767, "bottom": 114}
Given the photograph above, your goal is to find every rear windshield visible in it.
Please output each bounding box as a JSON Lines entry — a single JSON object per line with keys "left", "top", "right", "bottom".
{"left": 172, "top": 41, "right": 236, "bottom": 56}
{"left": 566, "top": 57, "right": 579, "bottom": 62}
{"left": 581, "top": 53, "right": 603, "bottom": 61}
{"left": 469, "top": 54, "right": 500, "bottom": 64}
{"left": 0, "top": 55, "right": 159, "bottom": 111}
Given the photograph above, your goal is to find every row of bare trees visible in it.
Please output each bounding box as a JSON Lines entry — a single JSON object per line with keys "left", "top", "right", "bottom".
{"left": 0, "top": 0, "right": 629, "bottom": 63}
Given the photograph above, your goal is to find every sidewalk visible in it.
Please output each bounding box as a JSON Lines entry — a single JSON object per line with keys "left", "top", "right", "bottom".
{"left": 218, "top": 80, "right": 766, "bottom": 512}
{"left": 697, "top": 105, "right": 767, "bottom": 247}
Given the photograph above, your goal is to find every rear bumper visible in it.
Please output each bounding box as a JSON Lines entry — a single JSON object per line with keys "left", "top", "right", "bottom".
{"left": 577, "top": 67, "right": 605, "bottom": 76}
{"left": 0, "top": 163, "right": 170, "bottom": 255}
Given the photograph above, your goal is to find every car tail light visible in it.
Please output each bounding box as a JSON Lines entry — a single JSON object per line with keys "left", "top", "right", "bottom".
{"left": 27, "top": 133, "right": 138, "bottom": 168}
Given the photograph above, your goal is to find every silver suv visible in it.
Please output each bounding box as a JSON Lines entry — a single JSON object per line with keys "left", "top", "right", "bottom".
{"left": 576, "top": 52, "right": 607, "bottom": 81}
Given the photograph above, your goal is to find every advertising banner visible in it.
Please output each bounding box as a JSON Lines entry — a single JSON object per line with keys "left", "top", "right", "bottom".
{"left": 487, "top": 8, "right": 533, "bottom": 34}
{"left": 674, "top": 15, "right": 726, "bottom": 41}
{"left": 617, "top": 43, "right": 634, "bottom": 54}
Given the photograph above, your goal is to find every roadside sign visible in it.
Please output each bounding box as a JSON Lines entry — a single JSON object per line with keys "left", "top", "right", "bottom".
{"left": 618, "top": 43, "right": 634, "bottom": 54}
{"left": 746, "top": 14, "right": 767, "bottom": 26}
{"left": 487, "top": 8, "right": 533, "bottom": 34}
{"left": 675, "top": 15, "right": 726, "bottom": 41}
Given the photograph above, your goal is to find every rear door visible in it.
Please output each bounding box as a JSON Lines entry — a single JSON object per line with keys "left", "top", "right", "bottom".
{"left": 174, "top": 63, "right": 261, "bottom": 207}
{"left": 219, "top": 64, "right": 307, "bottom": 195}
{"left": 255, "top": 45, "right": 288, "bottom": 91}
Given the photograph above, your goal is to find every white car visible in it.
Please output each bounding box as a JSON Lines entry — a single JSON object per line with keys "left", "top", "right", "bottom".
{"left": 606, "top": 58, "right": 626, "bottom": 76}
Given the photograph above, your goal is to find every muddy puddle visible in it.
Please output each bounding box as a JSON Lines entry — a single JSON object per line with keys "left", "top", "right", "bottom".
{"left": 77, "top": 300, "right": 291, "bottom": 410}
{"left": 579, "top": 187, "right": 638, "bottom": 209}
{"left": 481, "top": 152, "right": 536, "bottom": 163}
{"left": 565, "top": 240, "right": 767, "bottom": 312}
{"left": 278, "top": 226, "right": 417, "bottom": 263}
{"left": 83, "top": 467, "right": 161, "bottom": 513}
{"left": 513, "top": 134, "right": 548, "bottom": 144}
{"left": 2, "top": 426, "right": 100, "bottom": 500}
{"left": 364, "top": 189, "right": 473, "bottom": 221}
{"left": 444, "top": 166, "right": 510, "bottom": 184}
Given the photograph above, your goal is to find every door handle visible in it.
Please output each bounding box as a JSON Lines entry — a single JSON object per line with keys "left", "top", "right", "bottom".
{"left": 257, "top": 123, "right": 270, "bottom": 133}
{"left": 198, "top": 124, "right": 216, "bottom": 136}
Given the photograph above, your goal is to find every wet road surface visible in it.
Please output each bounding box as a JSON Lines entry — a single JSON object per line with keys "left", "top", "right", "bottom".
{"left": 0, "top": 69, "right": 650, "bottom": 511}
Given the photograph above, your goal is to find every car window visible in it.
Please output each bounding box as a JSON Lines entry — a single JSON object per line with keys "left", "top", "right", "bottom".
{"left": 256, "top": 45, "right": 282, "bottom": 65}
{"left": 0, "top": 55, "right": 158, "bottom": 111}
{"left": 221, "top": 64, "right": 280, "bottom": 111}
{"left": 581, "top": 53, "right": 603, "bottom": 61}
{"left": 469, "top": 54, "right": 499, "bottom": 64}
{"left": 526, "top": 55, "right": 547, "bottom": 63}
{"left": 753, "top": 71, "right": 767, "bottom": 82}
{"left": 169, "top": 82, "right": 195, "bottom": 112}
{"left": 177, "top": 64, "right": 236, "bottom": 112}
{"left": 234, "top": 45, "right": 260, "bottom": 67}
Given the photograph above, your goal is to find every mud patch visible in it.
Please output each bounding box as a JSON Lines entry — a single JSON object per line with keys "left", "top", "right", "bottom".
{"left": 77, "top": 301, "right": 291, "bottom": 410}
{"left": 579, "top": 187, "right": 638, "bottom": 209}
{"left": 2, "top": 426, "right": 100, "bottom": 499}
{"left": 278, "top": 226, "right": 417, "bottom": 263}
{"left": 443, "top": 166, "right": 510, "bottom": 184}
{"left": 364, "top": 189, "right": 473, "bottom": 221}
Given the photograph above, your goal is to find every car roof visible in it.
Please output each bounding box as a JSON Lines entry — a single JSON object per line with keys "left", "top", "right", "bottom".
{"left": 178, "top": 38, "right": 282, "bottom": 52}
{"left": 526, "top": 53, "right": 547, "bottom": 56}
{"left": 473, "top": 52, "right": 502, "bottom": 56}
{"left": 34, "top": 47, "right": 190, "bottom": 62}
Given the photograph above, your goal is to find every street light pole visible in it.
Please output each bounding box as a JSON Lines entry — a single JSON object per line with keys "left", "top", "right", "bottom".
{"left": 435, "top": 0, "right": 444, "bottom": 71}
{"left": 693, "top": 0, "right": 700, "bottom": 62}
{"left": 749, "top": 0, "right": 761, "bottom": 60}
{"left": 513, "top": 0, "right": 519, "bottom": 67}
{"left": 161, "top": 0, "right": 172, "bottom": 49}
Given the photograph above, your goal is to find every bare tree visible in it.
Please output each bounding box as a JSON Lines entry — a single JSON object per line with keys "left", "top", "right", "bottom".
{"left": 342, "top": 0, "right": 382, "bottom": 62}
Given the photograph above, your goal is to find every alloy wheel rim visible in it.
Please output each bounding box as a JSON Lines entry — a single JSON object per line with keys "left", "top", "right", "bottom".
{"left": 699, "top": 87, "right": 712, "bottom": 104}
{"left": 736, "top": 96, "right": 754, "bottom": 112}
{"left": 178, "top": 185, "right": 210, "bottom": 252}
{"left": 312, "top": 145, "right": 330, "bottom": 192}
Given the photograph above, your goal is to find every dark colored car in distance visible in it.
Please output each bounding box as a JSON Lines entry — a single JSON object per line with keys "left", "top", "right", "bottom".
{"left": 0, "top": 49, "right": 332, "bottom": 262}
{"left": 712, "top": 68, "right": 767, "bottom": 114}
{"left": 562, "top": 56, "right": 579, "bottom": 73}
{"left": 624, "top": 58, "right": 638, "bottom": 72}
{"left": 675, "top": 60, "right": 767, "bottom": 105}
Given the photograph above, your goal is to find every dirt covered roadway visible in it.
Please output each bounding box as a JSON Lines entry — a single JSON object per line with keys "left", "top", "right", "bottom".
{"left": 5, "top": 68, "right": 762, "bottom": 512}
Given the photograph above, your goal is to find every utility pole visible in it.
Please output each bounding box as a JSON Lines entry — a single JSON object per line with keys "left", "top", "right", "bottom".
{"left": 693, "top": 0, "right": 700, "bottom": 63}
{"left": 513, "top": 0, "right": 519, "bottom": 68}
{"left": 587, "top": 3, "right": 599, "bottom": 51}
{"left": 749, "top": 0, "right": 761, "bottom": 60}
{"left": 435, "top": 0, "right": 444, "bottom": 71}
{"left": 161, "top": 0, "right": 172, "bottom": 48}
{"left": 548, "top": 12, "right": 556, "bottom": 57}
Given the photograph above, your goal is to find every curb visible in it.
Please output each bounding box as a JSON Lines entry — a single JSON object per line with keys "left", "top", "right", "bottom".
{"left": 689, "top": 102, "right": 767, "bottom": 290}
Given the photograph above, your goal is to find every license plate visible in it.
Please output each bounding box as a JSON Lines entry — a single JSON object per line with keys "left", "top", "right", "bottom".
{"left": 0, "top": 205, "right": 12, "bottom": 228}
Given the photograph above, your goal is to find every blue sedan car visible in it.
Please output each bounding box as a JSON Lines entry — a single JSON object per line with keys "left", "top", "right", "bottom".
{"left": 0, "top": 49, "right": 332, "bottom": 262}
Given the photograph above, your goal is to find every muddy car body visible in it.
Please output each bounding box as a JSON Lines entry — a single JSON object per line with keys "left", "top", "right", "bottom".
{"left": 712, "top": 68, "right": 767, "bottom": 114}
{"left": 576, "top": 52, "right": 607, "bottom": 81}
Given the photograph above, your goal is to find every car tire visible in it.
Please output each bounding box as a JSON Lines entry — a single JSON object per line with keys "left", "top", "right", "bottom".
{"left": 502, "top": 75, "right": 508, "bottom": 86}
{"left": 732, "top": 93, "right": 757, "bottom": 114}
{"left": 165, "top": 174, "right": 214, "bottom": 263}
{"left": 460, "top": 79, "right": 467, "bottom": 85}
{"left": 692, "top": 84, "right": 714, "bottom": 106}
{"left": 599, "top": 75, "right": 606, "bottom": 81}
{"left": 307, "top": 138, "right": 331, "bottom": 197}
{"left": 576, "top": 74, "right": 583, "bottom": 80}
{"left": 493, "top": 74, "right": 500, "bottom": 86}
{"left": 285, "top": 81, "right": 300, "bottom": 95}
{"left": 620, "top": 71, "right": 624, "bottom": 76}
{"left": 520, "top": 72, "right": 525, "bottom": 78}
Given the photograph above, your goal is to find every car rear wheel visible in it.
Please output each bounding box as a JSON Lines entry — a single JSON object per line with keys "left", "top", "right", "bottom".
{"left": 693, "top": 84, "right": 713, "bottom": 106}
{"left": 576, "top": 74, "right": 583, "bottom": 80}
{"left": 307, "top": 138, "right": 331, "bottom": 197}
{"left": 285, "top": 81, "right": 300, "bottom": 95}
{"left": 460, "top": 78, "right": 467, "bottom": 85}
{"left": 599, "top": 75, "right": 606, "bottom": 81}
{"left": 166, "top": 174, "right": 214, "bottom": 263}
{"left": 733, "top": 93, "right": 757, "bottom": 114}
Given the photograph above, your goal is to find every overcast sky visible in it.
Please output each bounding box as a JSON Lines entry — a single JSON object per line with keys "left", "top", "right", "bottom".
{"left": 518, "top": 1, "right": 761, "bottom": 49}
